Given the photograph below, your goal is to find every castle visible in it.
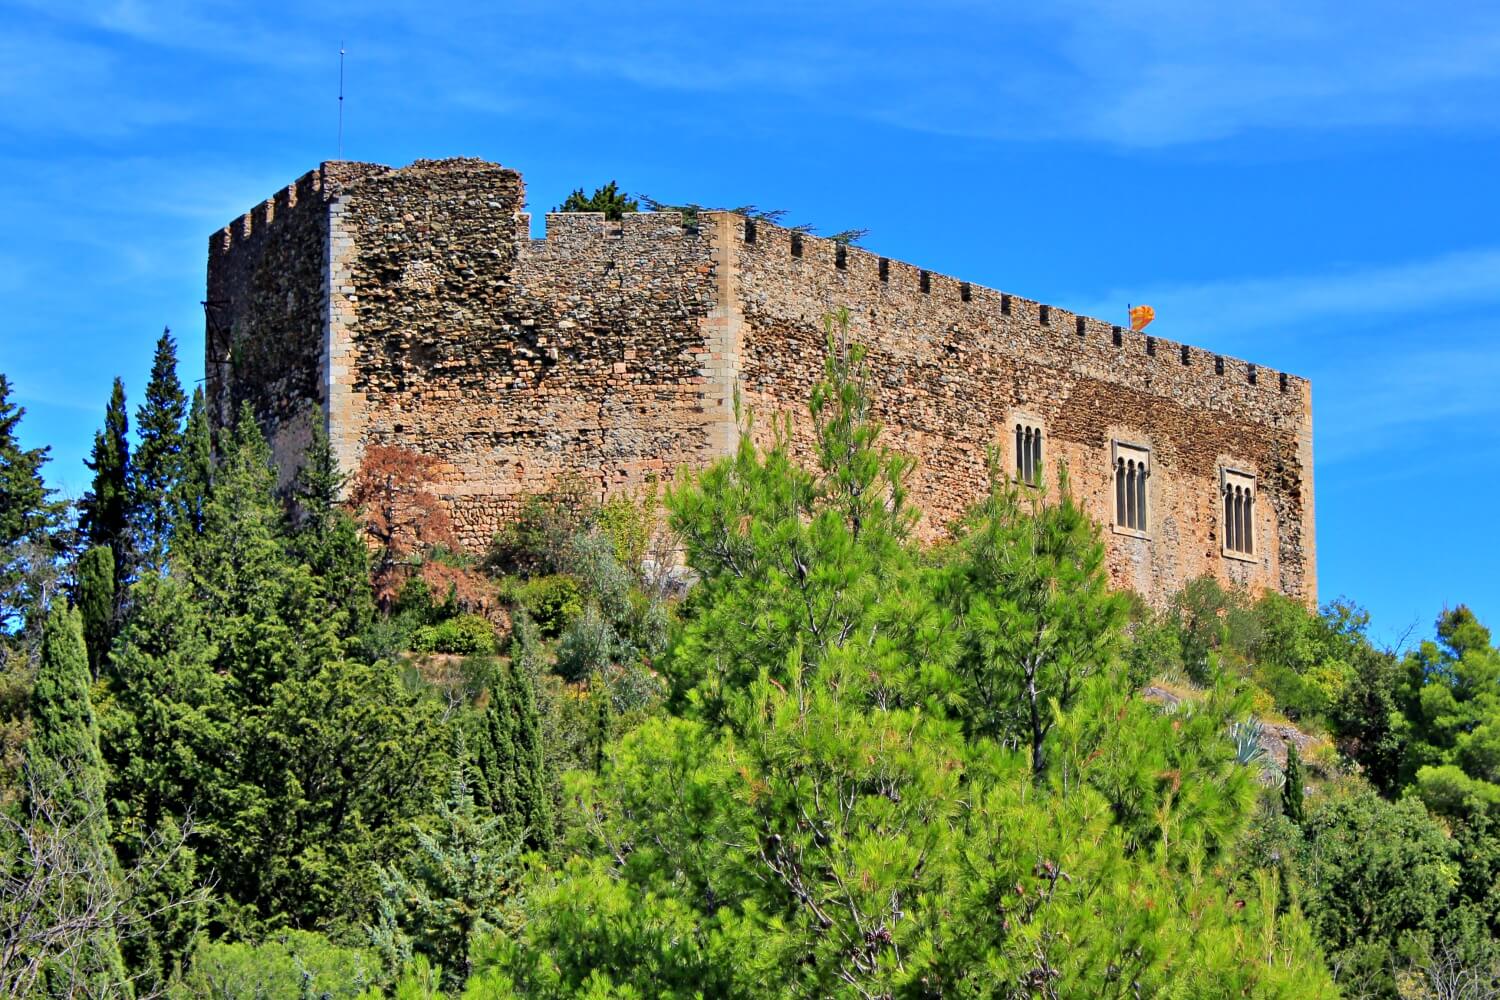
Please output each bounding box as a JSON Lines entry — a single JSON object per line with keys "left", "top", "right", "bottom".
{"left": 206, "top": 157, "right": 1316, "bottom": 605}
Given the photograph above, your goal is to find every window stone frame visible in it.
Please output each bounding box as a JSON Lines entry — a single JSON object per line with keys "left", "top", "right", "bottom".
{"left": 1010, "top": 412, "right": 1045, "bottom": 489}
{"left": 1111, "top": 439, "right": 1152, "bottom": 538}
{"left": 1221, "top": 466, "right": 1257, "bottom": 562}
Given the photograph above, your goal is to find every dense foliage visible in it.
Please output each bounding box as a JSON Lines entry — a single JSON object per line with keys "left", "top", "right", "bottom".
{"left": 1, "top": 316, "right": 1497, "bottom": 997}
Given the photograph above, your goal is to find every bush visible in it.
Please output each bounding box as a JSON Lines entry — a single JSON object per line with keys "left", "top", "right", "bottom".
{"left": 517, "top": 575, "right": 583, "bottom": 638}
{"left": 486, "top": 485, "right": 595, "bottom": 578}
{"left": 171, "top": 930, "right": 383, "bottom": 999}
{"left": 412, "top": 614, "right": 497, "bottom": 655}
{"left": 555, "top": 603, "right": 617, "bottom": 682}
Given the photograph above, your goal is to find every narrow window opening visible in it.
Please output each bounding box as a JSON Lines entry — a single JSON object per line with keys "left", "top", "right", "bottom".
{"left": 790, "top": 233, "right": 803, "bottom": 258}
{"left": 1001, "top": 293, "right": 1012, "bottom": 316}
{"left": 1113, "top": 442, "right": 1150, "bottom": 534}
{"left": 1112, "top": 326, "right": 1123, "bottom": 347}
{"left": 1115, "top": 459, "right": 1127, "bottom": 526}
{"left": 1013, "top": 418, "right": 1044, "bottom": 486}
{"left": 1224, "top": 489, "right": 1236, "bottom": 552}
{"left": 1215, "top": 355, "right": 1225, "bottom": 375}
{"left": 1181, "top": 344, "right": 1191, "bottom": 366}
{"left": 1146, "top": 336, "right": 1156, "bottom": 357}
{"left": 744, "top": 219, "right": 757, "bottom": 244}
{"left": 1248, "top": 363, "right": 1258, "bottom": 385}
{"left": 1039, "top": 304, "right": 1051, "bottom": 325}
{"left": 1279, "top": 372, "right": 1289, "bottom": 393}
{"left": 960, "top": 281, "right": 972, "bottom": 302}
{"left": 878, "top": 257, "right": 890, "bottom": 282}
{"left": 835, "top": 244, "right": 847, "bottom": 270}
{"left": 1076, "top": 316, "right": 1087, "bottom": 337}
{"left": 920, "top": 270, "right": 931, "bottom": 294}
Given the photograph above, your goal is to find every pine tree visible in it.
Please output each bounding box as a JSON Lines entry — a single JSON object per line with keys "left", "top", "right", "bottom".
{"left": 28, "top": 602, "right": 129, "bottom": 992}
{"left": 1283, "top": 742, "right": 1307, "bottom": 826}
{"left": 174, "top": 386, "right": 213, "bottom": 544}
{"left": 76, "top": 544, "right": 114, "bottom": 677}
{"left": 79, "top": 377, "right": 132, "bottom": 600}
{"left": 132, "top": 329, "right": 188, "bottom": 571}
{"left": 947, "top": 459, "right": 1128, "bottom": 777}
{"left": 0, "top": 373, "right": 65, "bottom": 638}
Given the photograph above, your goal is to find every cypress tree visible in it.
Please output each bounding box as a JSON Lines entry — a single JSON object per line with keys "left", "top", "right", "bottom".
{"left": 28, "top": 602, "right": 129, "bottom": 992}
{"left": 0, "top": 373, "right": 65, "bottom": 636}
{"left": 1283, "top": 741, "right": 1306, "bottom": 826}
{"left": 290, "top": 415, "right": 373, "bottom": 642}
{"left": 79, "top": 378, "right": 132, "bottom": 599}
{"left": 76, "top": 544, "right": 114, "bottom": 677}
{"left": 473, "top": 620, "right": 554, "bottom": 851}
{"left": 132, "top": 329, "right": 187, "bottom": 571}
{"left": 174, "top": 387, "right": 213, "bottom": 544}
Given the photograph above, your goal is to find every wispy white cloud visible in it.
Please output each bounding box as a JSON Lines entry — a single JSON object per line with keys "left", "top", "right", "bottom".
{"left": 1315, "top": 343, "right": 1500, "bottom": 464}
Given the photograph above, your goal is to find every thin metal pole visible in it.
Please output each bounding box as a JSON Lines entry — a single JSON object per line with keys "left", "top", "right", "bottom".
{"left": 338, "top": 43, "right": 346, "bottom": 159}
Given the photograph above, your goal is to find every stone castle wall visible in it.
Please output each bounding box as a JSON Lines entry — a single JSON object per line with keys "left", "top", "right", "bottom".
{"left": 207, "top": 158, "right": 1315, "bottom": 605}
{"left": 728, "top": 219, "right": 1315, "bottom": 603}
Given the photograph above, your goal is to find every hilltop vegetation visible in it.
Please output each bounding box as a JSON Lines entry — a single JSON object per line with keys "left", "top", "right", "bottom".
{"left": 1, "top": 318, "right": 1497, "bottom": 998}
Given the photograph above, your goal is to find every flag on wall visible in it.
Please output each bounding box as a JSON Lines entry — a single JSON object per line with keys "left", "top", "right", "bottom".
{"left": 1129, "top": 304, "right": 1155, "bottom": 331}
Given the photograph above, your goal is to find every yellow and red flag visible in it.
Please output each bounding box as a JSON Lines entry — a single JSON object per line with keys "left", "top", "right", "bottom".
{"left": 1129, "top": 304, "right": 1155, "bottom": 332}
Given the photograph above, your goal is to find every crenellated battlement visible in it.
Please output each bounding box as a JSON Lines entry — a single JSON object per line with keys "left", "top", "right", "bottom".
{"left": 723, "top": 211, "right": 1305, "bottom": 400}
{"left": 207, "top": 156, "right": 1315, "bottom": 607}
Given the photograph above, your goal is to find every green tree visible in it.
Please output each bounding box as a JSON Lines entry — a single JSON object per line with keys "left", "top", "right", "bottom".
{"left": 175, "top": 386, "right": 213, "bottom": 542}
{"left": 1283, "top": 742, "right": 1306, "bottom": 826}
{"left": 131, "top": 328, "right": 188, "bottom": 571}
{"left": 76, "top": 543, "right": 114, "bottom": 677}
{"left": 0, "top": 373, "right": 66, "bottom": 640}
{"left": 1400, "top": 607, "right": 1500, "bottom": 799}
{"left": 555, "top": 181, "right": 638, "bottom": 220}
{"left": 374, "top": 743, "right": 523, "bottom": 989}
{"left": 478, "top": 324, "right": 1334, "bottom": 999}
{"left": 1297, "top": 782, "right": 1460, "bottom": 998}
{"left": 27, "top": 602, "right": 129, "bottom": 993}
{"left": 125, "top": 405, "right": 448, "bottom": 931}
{"left": 946, "top": 463, "right": 1127, "bottom": 776}
{"left": 289, "top": 415, "right": 374, "bottom": 643}
{"left": 79, "top": 377, "right": 133, "bottom": 600}
{"left": 472, "top": 652, "right": 555, "bottom": 852}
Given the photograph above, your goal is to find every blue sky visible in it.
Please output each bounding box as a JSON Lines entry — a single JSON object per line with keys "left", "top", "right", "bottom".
{"left": 2, "top": 0, "right": 1497, "bottom": 645}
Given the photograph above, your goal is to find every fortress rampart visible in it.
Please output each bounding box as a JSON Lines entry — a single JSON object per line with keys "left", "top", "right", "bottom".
{"left": 207, "top": 157, "right": 1315, "bottom": 605}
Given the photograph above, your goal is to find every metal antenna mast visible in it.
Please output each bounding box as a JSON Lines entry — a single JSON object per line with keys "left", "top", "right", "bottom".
{"left": 337, "top": 43, "right": 346, "bottom": 159}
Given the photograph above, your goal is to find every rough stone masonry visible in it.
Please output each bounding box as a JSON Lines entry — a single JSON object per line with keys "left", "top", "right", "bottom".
{"left": 206, "top": 157, "right": 1316, "bottom": 606}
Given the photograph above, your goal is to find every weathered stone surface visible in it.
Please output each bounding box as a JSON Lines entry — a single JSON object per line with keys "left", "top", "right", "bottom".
{"left": 207, "top": 157, "right": 1316, "bottom": 606}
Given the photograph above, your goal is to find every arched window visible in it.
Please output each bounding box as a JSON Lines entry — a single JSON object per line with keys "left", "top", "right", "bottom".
{"left": 1013, "top": 416, "right": 1044, "bottom": 486}
{"left": 1221, "top": 468, "right": 1256, "bottom": 557}
{"left": 1115, "top": 458, "right": 1127, "bottom": 525}
{"left": 1113, "top": 441, "right": 1150, "bottom": 534}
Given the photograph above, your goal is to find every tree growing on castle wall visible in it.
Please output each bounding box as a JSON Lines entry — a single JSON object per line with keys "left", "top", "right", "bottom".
{"left": 555, "top": 181, "right": 637, "bottom": 220}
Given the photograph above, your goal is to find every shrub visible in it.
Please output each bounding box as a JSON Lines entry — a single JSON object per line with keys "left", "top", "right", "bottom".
{"left": 412, "top": 615, "right": 497, "bottom": 655}
{"left": 171, "top": 930, "right": 383, "bottom": 999}
{"left": 485, "top": 484, "right": 595, "bottom": 578}
{"left": 555, "top": 603, "right": 617, "bottom": 683}
{"left": 517, "top": 575, "right": 583, "bottom": 637}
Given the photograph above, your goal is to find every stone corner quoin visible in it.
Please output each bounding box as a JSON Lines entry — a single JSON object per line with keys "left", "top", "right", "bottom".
{"left": 204, "top": 156, "right": 1316, "bottom": 607}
